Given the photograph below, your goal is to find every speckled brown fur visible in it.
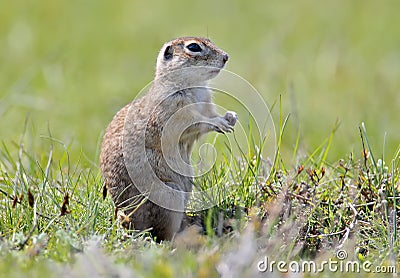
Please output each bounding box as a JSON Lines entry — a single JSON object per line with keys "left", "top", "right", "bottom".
{"left": 100, "top": 37, "right": 237, "bottom": 241}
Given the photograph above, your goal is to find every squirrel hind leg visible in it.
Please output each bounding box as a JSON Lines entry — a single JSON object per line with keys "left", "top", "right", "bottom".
{"left": 149, "top": 182, "right": 186, "bottom": 241}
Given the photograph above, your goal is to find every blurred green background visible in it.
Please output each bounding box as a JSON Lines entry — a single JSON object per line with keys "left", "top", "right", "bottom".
{"left": 1, "top": 0, "right": 399, "bottom": 164}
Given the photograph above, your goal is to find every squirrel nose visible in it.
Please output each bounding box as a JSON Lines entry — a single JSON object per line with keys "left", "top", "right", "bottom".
{"left": 222, "top": 54, "right": 229, "bottom": 63}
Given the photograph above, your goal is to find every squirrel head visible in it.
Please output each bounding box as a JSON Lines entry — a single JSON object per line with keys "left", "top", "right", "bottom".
{"left": 155, "top": 37, "right": 229, "bottom": 86}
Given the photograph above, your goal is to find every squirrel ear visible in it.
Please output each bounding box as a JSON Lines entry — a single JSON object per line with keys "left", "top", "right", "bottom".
{"left": 163, "top": 45, "right": 173, "bottom": 60}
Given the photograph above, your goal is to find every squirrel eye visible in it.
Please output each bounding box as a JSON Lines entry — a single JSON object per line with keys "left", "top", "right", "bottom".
{"left": 186, "top": 43, "right": 202, "bottom": 52}
{"left": 163, "top": 45, "right": 173, "bottom": 60}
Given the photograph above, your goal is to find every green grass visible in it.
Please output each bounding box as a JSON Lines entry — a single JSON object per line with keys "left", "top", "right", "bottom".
{"left": 0, "top": 119, "right": 398, "bottom": 277}
{"left": 1, "top": 0, "right": 399, "bottom": 276}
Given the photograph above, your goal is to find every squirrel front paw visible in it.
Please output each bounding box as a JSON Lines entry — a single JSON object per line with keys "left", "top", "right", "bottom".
{"left": 212, "top": 112, "right": 237, "bottom": 134}
{"left": 224, "top": 111, "right": 238, "bottom": 127}
{"left": 211, "top": 117, "right": 234, "bottom": 134}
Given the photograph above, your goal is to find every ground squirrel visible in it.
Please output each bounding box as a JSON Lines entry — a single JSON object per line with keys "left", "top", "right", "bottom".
{"left": 100, "top": 37, "right": 237, "bottom": 241}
